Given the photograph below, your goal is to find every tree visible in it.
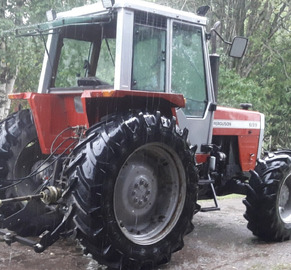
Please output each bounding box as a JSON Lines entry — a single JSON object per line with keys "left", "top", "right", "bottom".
{"left": 0, "top": 1, "right": 21, "bottom": 119}
{"left": 0, "top": 0, "right": 96, "bottom": 120}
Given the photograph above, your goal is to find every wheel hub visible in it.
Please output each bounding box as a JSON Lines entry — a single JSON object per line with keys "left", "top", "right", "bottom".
{"left": 130, "top": 176, "right": 152, "bottom": 208}
{"left": 14, "top": 139, "right": 53, "bottom": 197}
{"left": 31, "top": 160, "right": 54, "bottom": 184}
{"left": 121, "top": 161, "right": 158, "bottom": 218}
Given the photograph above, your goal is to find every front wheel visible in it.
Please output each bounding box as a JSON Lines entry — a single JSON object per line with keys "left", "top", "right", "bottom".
{"left": 65, "top": 112, "right": 198, "bottom": 269}
{"left": 244, "top": 153, "right": 291, "bottom": 241}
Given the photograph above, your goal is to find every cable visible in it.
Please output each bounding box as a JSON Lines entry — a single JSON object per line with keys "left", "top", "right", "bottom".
{"left": 50, "top": 126, "right": 75, "bottom": 154}
{"left": 0, "top": 137, "right": 79, "bottom": 191}
{"left": 36, "top": 125, "right": 85, "bottom": 175}
{"left": 32, "top": 139, "right": 79, "bottom": 195}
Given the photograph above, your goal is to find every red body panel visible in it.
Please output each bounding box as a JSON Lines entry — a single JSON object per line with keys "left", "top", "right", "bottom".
{"left": 196, "top": 153, "right": 209, "bottom": 164}
{"left": 213, "top": 106, "right": 263, "bottom": 171}
{"left": 8, "top": 93, "right": 263, "bottom": 172}
{"left": 10, "top": 92, "right": 88, "bottom": 154}
{"left": 9, "top": 90, "right": 185, "bottom": 154}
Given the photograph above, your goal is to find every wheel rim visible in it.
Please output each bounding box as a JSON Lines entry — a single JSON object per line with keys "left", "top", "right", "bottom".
{"left": 114, "top": 143, "right": 186, "bottom": 245}
{"left": 278, "top": 172, "right": 291, "bottom": 224}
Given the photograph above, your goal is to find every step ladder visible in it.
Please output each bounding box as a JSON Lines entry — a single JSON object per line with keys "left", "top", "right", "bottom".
{"left": 198, "top": 175, "right": 220, "bottom": 212}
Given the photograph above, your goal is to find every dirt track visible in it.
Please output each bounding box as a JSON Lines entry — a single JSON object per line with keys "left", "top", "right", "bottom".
{"left": 1, "top": 197, "right": 291, "bottom": 270}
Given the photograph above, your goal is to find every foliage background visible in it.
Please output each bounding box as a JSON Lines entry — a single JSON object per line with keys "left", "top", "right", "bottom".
{"left": 0, "top": 0, "right": 290, "bottom": 149}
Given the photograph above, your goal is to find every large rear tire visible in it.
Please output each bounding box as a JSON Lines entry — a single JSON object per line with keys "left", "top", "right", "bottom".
{"left": 0, "top": 109, "right": 59, "bottom": 236}
{"left": 244, "top": 153, "right": 291, "bottom": 241}
{"left": 65, "top": 112, "right": 198, "bottom": 269}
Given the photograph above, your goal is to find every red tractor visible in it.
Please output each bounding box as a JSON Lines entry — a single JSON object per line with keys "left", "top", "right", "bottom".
{"left": 0, "top": 0, "right": 290, "bottom": 269}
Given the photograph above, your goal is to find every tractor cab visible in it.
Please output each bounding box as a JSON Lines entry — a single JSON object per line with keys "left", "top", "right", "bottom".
{"left": 14, "top": 0, "right": 247, "bottom": 155}
{"left": 33, "top": 0, "right": 216, "bottom": 153}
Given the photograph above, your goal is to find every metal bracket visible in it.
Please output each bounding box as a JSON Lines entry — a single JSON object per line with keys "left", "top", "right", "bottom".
{"left": 0, "top": 229, "right": 38, "bottom": 248}
{"left": 0, "top": 204, "right": 74, "bottom": 253}
{"left": 36, "top": 204, "right": 74, "bottom": 253}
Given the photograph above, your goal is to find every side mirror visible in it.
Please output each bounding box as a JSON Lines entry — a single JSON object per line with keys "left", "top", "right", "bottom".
{"left": 229, "top": 37, "right": 248, "bottom": 58}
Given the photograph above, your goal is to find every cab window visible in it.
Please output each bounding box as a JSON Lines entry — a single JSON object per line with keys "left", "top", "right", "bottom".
{"left": 52, "top": 21, "right": 116, "bottom": 89}
{"left": 131, "top": 13, "right": 167, "bottom": 92}
{"left": 171, "top": 22, "right": 207, "bottom": 117}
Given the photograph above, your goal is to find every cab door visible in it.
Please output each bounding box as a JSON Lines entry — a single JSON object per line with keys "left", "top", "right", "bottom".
{"left": 169, "top": 21, "right": 215, "bottom": 153}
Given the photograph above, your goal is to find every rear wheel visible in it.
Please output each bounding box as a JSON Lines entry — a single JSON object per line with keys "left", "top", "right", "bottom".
{"left": 244, "top": 154, "right": 291, "bottom": 241}
{"left": 65, "top": 112, "right": 198, "bottom": 269}
{"left": 0, "top": 110, "right": 60, "bottom": 235}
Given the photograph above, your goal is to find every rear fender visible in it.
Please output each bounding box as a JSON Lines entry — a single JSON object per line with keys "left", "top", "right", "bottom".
{"left": 9, "top": 90, "right": 185, "bottom": 155}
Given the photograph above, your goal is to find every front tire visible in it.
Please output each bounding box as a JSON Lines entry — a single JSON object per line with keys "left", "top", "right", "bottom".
{"left": 65, "top": 112, "right": 198, "bottom": 269}
{"left": 244, "top": 153, "right": 291, "bottom": 241}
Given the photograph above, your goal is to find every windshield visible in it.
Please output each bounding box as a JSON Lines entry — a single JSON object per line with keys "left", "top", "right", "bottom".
{"left": 51, "top": 20, "right": 116, "bottom": 89}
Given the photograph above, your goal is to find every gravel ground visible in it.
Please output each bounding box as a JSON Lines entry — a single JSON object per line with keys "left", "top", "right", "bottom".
{"left": 1, "top": 197, "right": 291, "bottom": 270}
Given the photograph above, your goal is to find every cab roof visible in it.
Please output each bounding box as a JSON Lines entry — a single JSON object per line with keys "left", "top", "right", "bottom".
{"left": 15, "top": 0, "right": 207, "bottom": 36}
{"left": 57, "top": 0, "right": 207, "bottom": 25}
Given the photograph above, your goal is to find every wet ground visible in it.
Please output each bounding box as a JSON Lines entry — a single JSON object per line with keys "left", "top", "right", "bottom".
{"left": 1, "top": 197, "right": 291, "bottom": 270}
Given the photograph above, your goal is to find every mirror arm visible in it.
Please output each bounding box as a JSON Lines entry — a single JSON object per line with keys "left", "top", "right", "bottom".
{"left": 210, "top": 28, "right": 232, "bottom": 46}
